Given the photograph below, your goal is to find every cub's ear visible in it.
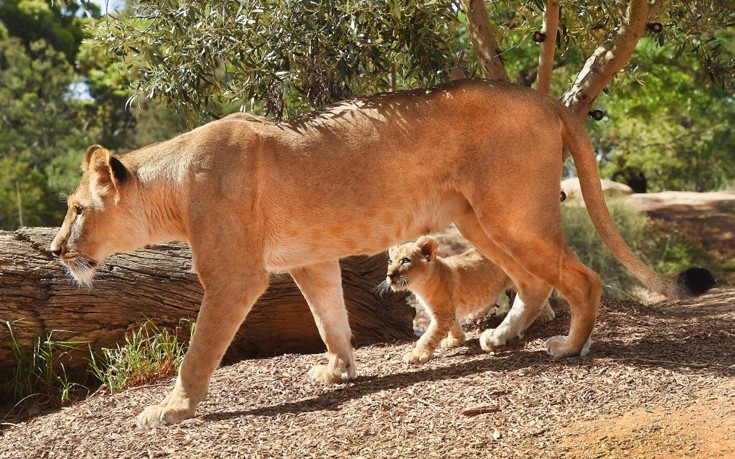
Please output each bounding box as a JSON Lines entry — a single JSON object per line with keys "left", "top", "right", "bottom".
{"left": 415, "top": 236, "right": 438, "bottom": 262}
{"left": 83, "top": 145, "right": 129, "bottom": 197}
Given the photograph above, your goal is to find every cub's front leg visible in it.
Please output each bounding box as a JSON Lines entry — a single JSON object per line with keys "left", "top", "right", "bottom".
{"left": 403, "top": 310, "right": 455, "bottom": 364}
{"left": 439, "top": 318, "right": 466, "bottom": 349}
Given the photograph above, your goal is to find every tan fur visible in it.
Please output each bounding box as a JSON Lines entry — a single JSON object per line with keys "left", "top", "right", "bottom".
{"left": 387, "top": 237, "right": 555, "bottom": 363}
{"left": 50, "top": 79, "right": 686, "bottom": 428}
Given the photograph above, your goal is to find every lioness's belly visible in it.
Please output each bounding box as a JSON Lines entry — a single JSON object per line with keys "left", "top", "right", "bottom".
{"left": 263, "top": 194, "right": 469, "bottom": 272}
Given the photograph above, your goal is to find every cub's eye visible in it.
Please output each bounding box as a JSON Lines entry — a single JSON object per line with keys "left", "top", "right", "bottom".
{"left": 388, "top": 259, "right": 393, "bottom": 265}
{"left": 400, "top": 257, "right": 411, "bottom": 265}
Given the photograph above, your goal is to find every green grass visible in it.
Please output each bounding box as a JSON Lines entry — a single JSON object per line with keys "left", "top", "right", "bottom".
{"left": 2, "top": 321, "right": 90, "bottom": 413}
{"left": 88, "top": 320, "right": 194, "bottom": 393}
{"left": 2, "top": 319, "right": 194, "bottom": 419}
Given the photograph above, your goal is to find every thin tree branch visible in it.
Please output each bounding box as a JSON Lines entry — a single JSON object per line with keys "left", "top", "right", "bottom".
{"left": 460, "top": 0, "right": 509, "bottom": 81}
{"left": 562, "top": 0, "right": 664, "bottom": 119}
{"left": 536, "top": 0, "right": 560, "bottom": 94}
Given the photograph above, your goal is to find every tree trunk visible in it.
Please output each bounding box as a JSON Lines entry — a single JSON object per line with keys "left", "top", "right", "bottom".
{"left": 0, "top": 228, "right": 414, "bottom": 373}
{"left": 535, "top": 0, "right": 560, "bottom": 94}
{"left": 460, "top": 0, "right": 509, "bottom": 82}
{"left": 562, "top": 0, "right": 664, "bottom": 119}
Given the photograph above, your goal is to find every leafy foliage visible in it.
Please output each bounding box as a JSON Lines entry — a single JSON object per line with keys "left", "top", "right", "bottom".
{"left": 591, "top": 38, "right": 735, "bottom": 192}
{"left": 101, "top": 0, "right": 467, "bottom": 122}
{"left": 0, "top": 0, "right": 97, "bottom": 63}
{"left": 0, "top": 36, "right": 93, "bottom": 227}
{"left": 0, "top": 1, "right": 184, "bottom": 230}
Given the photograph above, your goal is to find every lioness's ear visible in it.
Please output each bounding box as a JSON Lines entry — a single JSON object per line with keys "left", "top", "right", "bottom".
{"left": 82, "top": 145, "right": 104, "bottom": 172}
{"left": 416, "top": 236, "right": 438, "bottom": 261}
{"left": 85, "top": 146, "right": 129, "bottom": 198}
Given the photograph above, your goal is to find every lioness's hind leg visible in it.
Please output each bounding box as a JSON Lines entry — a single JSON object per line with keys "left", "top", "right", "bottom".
{"left": 480, "top": 280, "right": 552, "bottom": 351}
{"left": 478, "top": 222, "right": 600, "bottom": 357}
{"left": 543, "top": 248, "right": 601, "bottom": 357}
{"left": 290, "top": 261, "right": 356, "bottom": 383}
{"left": 454, "top": 216, "right": 552, "bottom": 351}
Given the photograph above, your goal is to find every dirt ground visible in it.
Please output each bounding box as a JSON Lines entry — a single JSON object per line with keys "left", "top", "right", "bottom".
{"left": 1, "top": 287, "right": 733, "bottom": 459}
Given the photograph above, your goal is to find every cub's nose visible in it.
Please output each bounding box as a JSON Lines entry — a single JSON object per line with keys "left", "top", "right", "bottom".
{"left": 387, "top": 271, "right": 398, "bottom": 281}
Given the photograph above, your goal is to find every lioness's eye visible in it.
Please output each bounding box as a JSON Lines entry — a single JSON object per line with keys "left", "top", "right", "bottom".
{"left": 74, "top": 206, "right": 83, "bottom": 216}
{"left": 400, "top": 258, "right": 410, "bottom": 265}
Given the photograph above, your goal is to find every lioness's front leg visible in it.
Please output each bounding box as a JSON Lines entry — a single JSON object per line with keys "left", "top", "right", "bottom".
{"left": 136, "top": 270, "right": 269, "bottom": 429}
{"left": 290, "top": 260, "right": 356, "bottom": 384}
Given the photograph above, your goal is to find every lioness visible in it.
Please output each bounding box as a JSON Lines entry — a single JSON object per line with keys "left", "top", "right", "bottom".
{"left": 386, "top": 236, "right": 555, "bottom": 364}
{"left": 50, "top": 80, "right": 714, "bottom": 428}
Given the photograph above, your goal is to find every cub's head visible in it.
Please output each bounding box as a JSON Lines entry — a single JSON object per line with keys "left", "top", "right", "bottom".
{"left": 385, "top": 236, "right": 439, "bottom": 292}
{"left": 50, "top": 145, "right": 144, "bottom": 287}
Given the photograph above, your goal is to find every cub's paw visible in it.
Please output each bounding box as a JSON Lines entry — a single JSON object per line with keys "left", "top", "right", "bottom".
{"left": 135, "top": 404, "right": 193, "bottom": 429}
{"left": 402, "top": 348, "right": 433, "bottom": 364}
{"left": 439, "top": 336, "right": 465, "bottom": 349}
{"left": 479, "top": 328, "right": 508, "bottom": 352}
{"left": 545, "top": 335, "right": 592, "bottom": 358}
{"left": 535, "top": 303, "right": 556, "bottom": 324}
{"left": 307, "top": 364, "right": 352, "bottom": 384}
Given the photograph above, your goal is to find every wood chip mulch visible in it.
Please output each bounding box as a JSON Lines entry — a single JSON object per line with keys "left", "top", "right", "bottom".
{"left": 2, "top": 288, "right": 734, "bottom": 459}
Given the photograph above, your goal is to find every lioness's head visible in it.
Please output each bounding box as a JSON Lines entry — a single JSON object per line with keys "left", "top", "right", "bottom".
{"left": 385, "top": 236, "right": 439, "bottom": 292}
{"left": 50, "top": 145, "right": 145, "bottom": 287}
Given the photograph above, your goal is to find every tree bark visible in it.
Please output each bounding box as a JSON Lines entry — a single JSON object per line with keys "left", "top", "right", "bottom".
{"left": 0, "top": 228, "right": 414, "bottom": 373}
{"left": 535, "top": 0, "right": 560, "bottom": 94}
{"left": 562, "top": 0, "right": 664, "bottom": 119}
{"left": 461, "top": 0, "right": 509, "bottom": 81}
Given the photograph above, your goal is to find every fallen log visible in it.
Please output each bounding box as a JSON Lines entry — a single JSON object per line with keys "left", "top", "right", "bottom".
{"left": 0, "top": 227, "right": 414, "bottom": 373}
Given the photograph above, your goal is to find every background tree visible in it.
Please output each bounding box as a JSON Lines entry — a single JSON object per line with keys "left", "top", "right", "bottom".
{"left": 0, "top": 0, "right": 183, "bottom": 230}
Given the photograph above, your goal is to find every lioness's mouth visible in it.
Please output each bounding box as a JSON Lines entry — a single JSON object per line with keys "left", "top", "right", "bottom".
{"left": 61, "top": 256, "right": 98, "bottom": 270}
{"left": 60, "top": 255, "right": 99, "bottom": 287}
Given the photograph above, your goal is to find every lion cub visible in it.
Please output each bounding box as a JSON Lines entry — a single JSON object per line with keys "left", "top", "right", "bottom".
{"left": 386, "top": 236, "right": 555, "bottom": 364}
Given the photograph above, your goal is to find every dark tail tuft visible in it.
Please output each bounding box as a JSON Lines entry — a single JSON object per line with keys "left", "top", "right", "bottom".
{"left": 677, "top": 267, "right": 716, "bottom": 296}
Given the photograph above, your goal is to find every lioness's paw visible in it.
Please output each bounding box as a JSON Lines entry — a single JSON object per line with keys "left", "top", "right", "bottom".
{"left": 307, "top": 364, "right": 353, "bottom": 384}
{"left": 135, "top": 404, "right": 193, "bottom": 429}
{"left": 545, "top": 335, "right": 592, "bottom": 358}
{"left": 402, "top": 348, "right": 433, "bottom": 364}
{"left": 479, "top": 328, "right": 508, "bottom": 352}
{"left": 439, "top": 336, "right": 464, "bottom": 349}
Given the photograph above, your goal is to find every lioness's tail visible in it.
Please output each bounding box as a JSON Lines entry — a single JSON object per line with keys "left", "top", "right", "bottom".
{"left": 557, "top": 108, "right": 716, "bottom": 298}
